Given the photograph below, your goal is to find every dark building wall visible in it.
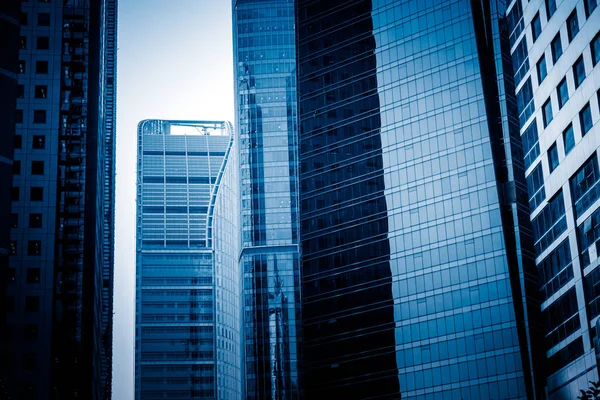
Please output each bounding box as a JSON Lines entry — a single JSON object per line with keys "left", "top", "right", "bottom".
{"left": 296, "top": 0, "right": 542, "bottom": 398}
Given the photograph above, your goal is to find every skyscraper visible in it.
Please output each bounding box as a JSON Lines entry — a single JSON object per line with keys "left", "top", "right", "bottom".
{"left": 232, "top": 1, "right": 302, "bottom": 398}
{"left": 296, "top": 0, "right": 544, "bottom": 398}
{"left": 0, "top": 0, "right": 117, "bottom": 399}
{"left": 135, "top": 120, "right": 241, "bottom": 400}
{"left": 509, "top": 0, "right": 600, "bottom": 397}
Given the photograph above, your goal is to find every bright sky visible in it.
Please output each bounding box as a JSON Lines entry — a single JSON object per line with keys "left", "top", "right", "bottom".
{"left": 113, "top": 1, "right": 233, "bottom": 398}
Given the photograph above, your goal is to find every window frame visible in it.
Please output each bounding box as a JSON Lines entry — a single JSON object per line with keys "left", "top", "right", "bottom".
{"left": 557, "top": 77, "right": 569, "bottom": 109}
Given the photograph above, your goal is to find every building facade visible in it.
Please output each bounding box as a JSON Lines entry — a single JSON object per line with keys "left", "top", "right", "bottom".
{"left": 232, "top": 1, "right": 302, "bottom": 398}
{"left": 509, "top": 0, "right": 600, "bottom": 397}
{"left": 135, "top": 120, "right": 241, "bottom": 400}
{"left": 296, "top": 0, "right": 544, "bottom": 398}
{"left": 0, "top": 0, "right": 117, "bottom": 399}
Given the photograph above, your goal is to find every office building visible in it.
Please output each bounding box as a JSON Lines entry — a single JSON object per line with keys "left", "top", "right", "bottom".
{"left": 509, "top": 0, "right": 600, "bottom": 397}
{"left": 0, "top": 0, "right": 117, "bottom": 399}
{"left": 232, "top": 0, "right": 302, "bottom": 398}
{"left": 296, "top": 0, "right": 545, "bottom": 398}
{"left": 135, "top": 120, "right": 241, "bottom": 400}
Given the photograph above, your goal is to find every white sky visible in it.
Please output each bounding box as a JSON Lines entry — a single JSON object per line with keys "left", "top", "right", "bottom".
{"left": 113, "top": 1, "right": 233, "bottom": 398}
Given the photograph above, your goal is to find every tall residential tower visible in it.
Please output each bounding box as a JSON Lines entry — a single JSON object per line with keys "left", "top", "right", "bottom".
{"left": 232, "top": 1, "right": 302, "bottom": 398}
{"left": 0, "top": 1, "right": 117, "bottom": 398}
{"left": 135, "top": 120, "right": 241, "bottom": 400}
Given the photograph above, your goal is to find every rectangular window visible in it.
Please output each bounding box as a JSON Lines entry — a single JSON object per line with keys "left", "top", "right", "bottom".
{"left": 30, "top": 187, "right": 43, "bottom": 201}
{"left": 25, "top": 296, "right": 39, "bottom": 312}
{"left": 537, "top": 56, "right": 547, "bottom": 84}
{"left": 31, "top": 161, "right": 44, "bottom": 175}
{"left": 36, "top": 36, "right": 49, "bottom": 50}
{"left": 527, "top": 163, "right": 546, "bottom": 211}
{"left": 532, "top": 190, "right": 566, "bottom": 255}
{"left": 557, "top": 78, "right": 569, "bottom": 109}
{"left": 34, "top": 85, "right": 47, "bottom": 99}
{"left": 10, "top": 213, "right": 18, "bottom": 228}
{"left": 531, "top": 13, "right": 542, "bottom": 42}
{"left": 26, "top": 268, "right": 40, "bottom": 283}
{"left": 546, "top": 0, "right": 557, "bottom": 18}
{"left": 592, "top": 32, "right": 600, "bottom": 66}
{"left": 543, "top": 98, "right": 553, "bottom": 127}
{"left": 33, "top": 110, "right": 46, "bottom": 124}
{"left": 573, "top": 56, "right": 586, "bottom": 89}
{"left": 32, "top": 135, "right": 45, "bottom": 149}
{"left": 517, "top": 77, "right": 535, "bottom": 126}
{"left": 29, "top": 214, "right": 42, "bottom": 228}
{"left": 508, "top": 0, "right": 524, "bottom": 46}
{"left": 548, "top": 142, "right": 559, "bottom": 172}
{"left": 18, "top": 60, "right": 25, "bottom": 74}
{"left": 585, "top": 0, "right": 598, "bottom": 17}
{"left": 27, "top": 241, "right": 41, "bottom": 256}
{"left": 12, "top": 187, "right": 20, "bottom": 201}
{"left": 9, "top": 241, "right": 16, "bottom": 255}
{"left": 564, "top": 124, "right": 575, "bottom": 154}
{"left": 37, "top": 12, "right": 50, "bottom": 26}
{"left": 12, "top": 160, "right": 21, "bottom": 175}
{"left": 539, "top": 239, "right": 573, "bottom": 301}
{"left": 567, "top": 10, "right": 579, "bottom": 42}
{"left": 512, "top": 38, "right": 530, "bottom": 84}
{"left": 14, "top": 135, "right": 22, "bottom": 149}
{"left": 17, "top": 85, "right": 24, "bottom": 98}
{"left": 35, "top": 60, "right": 48, "bottom": 74}
{"left": 580, "top": 103, "right": 593, "bottom": 135}
{"left": 552, "top": 34, "right": 563, "bottom": 63}
{"left": 571, "top": 154, "right": 600, "bottom": 217}
{"left": 522, "top": 119, "right": 540, "bottom": 169}
{"left": 15, "top": 110, "right": 23, "bottom": 124}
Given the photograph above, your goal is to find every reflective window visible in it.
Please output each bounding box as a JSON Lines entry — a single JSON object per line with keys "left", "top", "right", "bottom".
{"left": 532, "top": 190, "right": 566, "bottom": 255}
{"left": 570, "top": 154, "right": 600, "bottom": 217}
{"left": 585, "top": 0, "right": 597, "bottom": 18}
{"left": 567, "top": 10, "right": 579, "bottom": 42}
{"left": 592, "top": 31, "right": 600, "bottom": 66}
{"left": 531, "top": 12, "right": 542, "bottom": 42}
{"left": 557, "top": 78, "right": 569, "bottom": 109}
{"left": 526, "top": 163, "right": 545, "bottom": 211}
{"left": 538, "top": 239, "right": 573, "bottom": 301}
{"left": 537, "top": 56, "right": 547, "bottom": 84}
{"left": 548, "top": 142, "right": 559, "bottom": 172}
{"left": 543, "top": 98, "right": 553, "bottom": 127}
{"left": 551, "top": 34, "right": 563, "bottom": 63}
{"left": 573, "top": 56, "right": 586, "bottom": 89}
{"left": 522, "top": 119, "right": 540, "bottom": 169}
{"left": 546, "top": 0, "right": 557, "bottom": 18}
{"left": 563, "top": 124, "right": 575, "bottom": 154}
{"left": 580, "top": 103, "right": 593, "bottom": 135}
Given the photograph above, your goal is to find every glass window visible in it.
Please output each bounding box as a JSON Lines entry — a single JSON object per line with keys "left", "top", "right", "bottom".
{"left": 14, "top": 135, "right": 22, "bottom": 149}
{"left": 522, "top": 119, "right": 540, "bottom": 169}
{"left": 34, "top": 85, "right": 47, "bottom": 99}
{"left": 29, "top": 214, "right": 42, "bottom": 228}
{"left": 10, "top": 213, "right": 18, "bottom": 228}
{"left": 12, "top": 160, "right": 20, "bottom": 175}
{"left": 531, "top": 13, "right": 542, "bottom": 42}
{"left": 564, "top": 124, "right": 575, "bottom": 154}
{"left": 35, "top": 60, "right": 48, "bottom": 74}
{"left": 543, "top": 98, "right": 553, "bottom": 127}
{"left": 18, "top": 60, "right": 25, "bottom": 74}
{"left": 552, "top": 34, "right": 563, "bottom": 63}
{"left": 9, "top": 241, "right": 17, "bottom": 255}
{"left": 592, "top": 31, "right": 600, "bottom": 66}
{"left": 32, "top": 135, "right": 45, "bottom": 149}
{"left": 20, "top": 12, "right": 28, "bottom": 25}
{"left": 570, "top": 154, "right": 600, "bottom": 217}
{"left": 548, "top": 143, "right": 559, "bottom": 172}
{"left": 12, "top": 187, "right": 20, "bottom": 201}
{"left": 25, "top": 296, "right": 39, "bottom": 312}
{"left": 17, "top": 85, "right": 24, "bottom": 98}
{"left": 37, "top": 12, "right": 50, "bottom": 26}
{"left": 33, "top": 110, "right": 46, "bottom": 124}
{"left": 585, "top": 0, "right": 597, "bottom": 17}
{"left": 36, "top": 36, "right": 49, "bottom": 50}
{"left": 580, "top": 103, "right": 593, "bottom": 135}
{"left": 546, "top": 0, "right": 557, "bottom": 18}
{"left": 557, "top": 78, "right": 569, "bottom": 109}
{"left": 527, "top": 163, "right": 546, "bottom": 211}
{"left": 567, "top": 10, "right": 579, "bottom": 42}
{"left": 26, "top": 268, "right": 40, "bottom": 283}
{"left": 537, "top": 56, "right": 547, "bottom": 84}
{"left": 15, "top": 110, "right": 23, "bottom": 124}
{"left": 27, "top": 241, "right": 41, "bottom": 256}
{"left": 573, "top": 56, "right": 586, "bottom": 89}
{"left": 31, "top": 161, "right": 44, "bottom": 175}
{"left": 30, "top": 187, "right": 43, "bottom": 201}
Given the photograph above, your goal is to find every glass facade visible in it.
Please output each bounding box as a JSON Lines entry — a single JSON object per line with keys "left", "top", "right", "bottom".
{"left": 509, "top": 0, "right": 600, "bottom": 397}
{"left": 297, "top": 0, "right": 542, "bottom": 398}
{"left": 1, "top": 1, "right": 117, "bottom": 399}
{"left": 135, "top": 120, "right": 241, "bottom": 400}
{"left": 232, "top": 1, "right": 301, "bottom": 398}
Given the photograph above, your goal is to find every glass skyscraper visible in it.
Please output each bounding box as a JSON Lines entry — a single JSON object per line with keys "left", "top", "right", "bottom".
{"left": 0, "top": 1, "right": 117, "bottom": 398}
{"left": 296, "top": 0, "right": 543, "bottom": 398}
{"left": 232, "top": 1, "right": 302, "bottom": 398}
{"left": 509, "top": 0, "right": 600, "bottom": 397}
{"left": 135, "top": 120, "right": 241, "bottom": 400}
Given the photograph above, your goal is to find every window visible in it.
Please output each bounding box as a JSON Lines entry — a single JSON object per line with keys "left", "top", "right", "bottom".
{"left": 592, "top": 32, "right": 600, "bottom": 66}
{"left": 35, "top": 60, "right": 48, "bottom": 74}
{"left": 17, "top": 85, "right": 24, "bottom": 98}
{"left": 33, "top": 110, "right": 46, "bottom": 124}
{"left": 543, "top": 98, "right": 553, "bottom": 127}
{"left": 26, "top": 269, "right": 40, "bottom": 284}
{"left": 564, "top": 124, "right": 575, "bottom": 154}
{"left": 29, "top": 214, "right": 42, "bottom": 228}
{"left": 34, "top": 85, "right": 47, "bottom": 99}
{"left": 18, "top": 60, "right": 25, "bottom": 74}
{"left": 546, "top": 0, "right": 557, "bottom": 18}
{"left": 557, "top": 78, "right": 569, "bottom": 109}
{"left": 531, "top": 13, "right": 542, "bottom": 42}
{"left": 552, "top": 34, "right": 563, "bottom": 63}
{"left": 567, "top": 10, "right": 579, "bottom": 42}
{"left": 23, "top": 324, "right": 38, "bottom": 339}
{"left": 537, "top": 56, "right": 547, "bottom": 84}
{"left": 12, "top": 187, "right": 20, "bottom": 201}
{"left": 12, "top": 160, "right": 21, "bottom": 175}
{"left": 28, "top": 241, "right": 41, "bottom": 256}
{"left": 585, "top": 0, "right": 597, "bottom": 17}
{"left": 522, "top": 119, "right": 540, "bottom": 169}
{"left": 9, "top": 241, "right": 17, "bottom": 255}
{"left": 570, "top": 155, "right": 600, "bottom": 217}
{"left": 30, "top": 187, "right": 43, "bottom": 201}
{"left": 10, "top": 213, "right": 18, "bottom": 228}
{"left": 31, "top": 161, "right": 44, "bottom": 175}
{"left": 37, "top": 13, "right": 50, "bottom": 26}
{"left": 20, "top": 12, "right": 27, "bottom": 25}
{"left": 549, "top": 143, "right": 559, "bottom": 172}
{"left": 580, "top": 103, "right": 593, "bottom": 135}
{"left": 32, "top": 135, "right": 45, "bottom": 149}
{"left": 15, "top": 110, "right": 23, "bottom": 124}
{"left": 8, "top": 269, "right": 15, "bottom": 283}
{"left": 25, "top": 296, "right": 39, "bottom": 312}
{"left": 14, "top": 135, "right": 22, "bottom": 149}
{"left": 36, "top": 36, "right": 49, "bottom": 50}
{"left": 573, "top": 56, "right": 586, "bottom": 89}
{"left": 527, "top": 163, "right": 546, "bottom": 211}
